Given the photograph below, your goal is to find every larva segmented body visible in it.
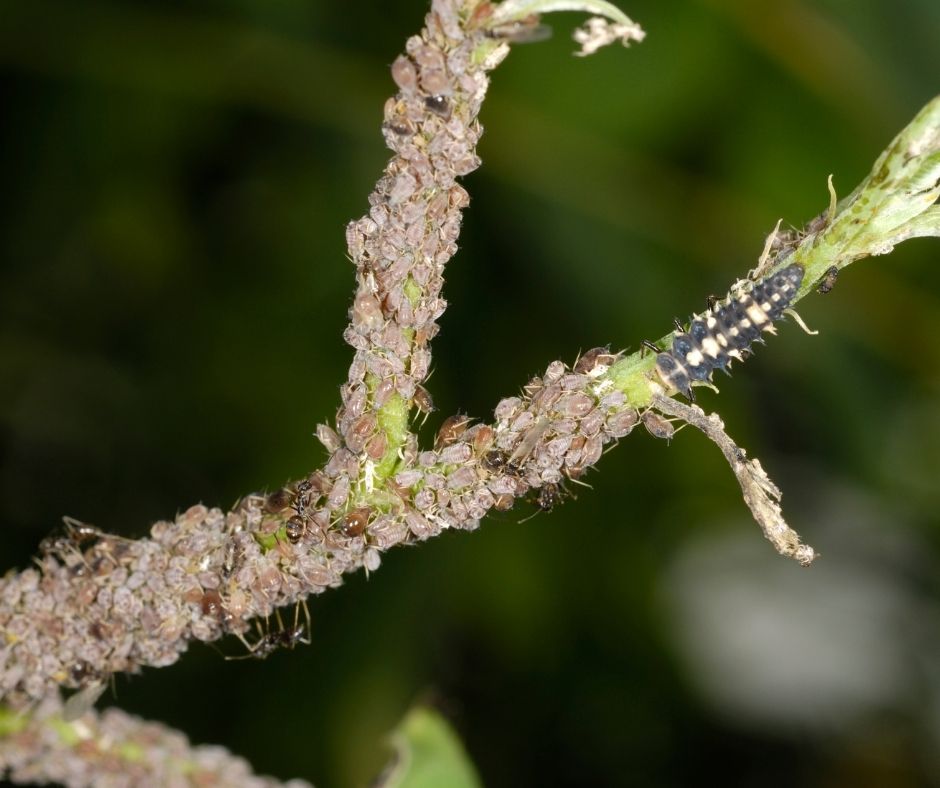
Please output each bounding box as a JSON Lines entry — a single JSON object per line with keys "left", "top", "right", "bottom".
{"left": 655, "top": 263, "right": 804, "bottom": 399}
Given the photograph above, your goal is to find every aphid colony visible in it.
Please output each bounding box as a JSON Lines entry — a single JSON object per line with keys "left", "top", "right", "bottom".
{"left": 652, "top": 264, "right": 804, "bottom": 400}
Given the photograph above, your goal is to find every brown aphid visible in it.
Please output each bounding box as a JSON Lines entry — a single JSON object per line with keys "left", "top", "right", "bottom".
{"left": 341, "top": 507, "right": 372, "bottom": 538}
{"left": 89, "top": 620, "right": 112, "bottom": 641}
{"left": 347, "top": 413, "right": 378, "bottom": 453}
{"left": 435, "top": 413, "right": 471, "bottom": 451}
{"left": 414, "top": 385, "right": 435, "bottom": 421}
{"left": 641, "top": 411, "right": 675, "bottom": 442}
{"left": 817, "top": 265, "right": 839, "bottom": 294}
{"left": 391, "top": 55, "right": 418, "bottom": 94}
{"left": 574, "top": 346, "right": 616, "bottom": 375}
{"left": 365, "top": 432, "right": 389, "bottom": 461}
{"left": 493, "top": 493, "right": 515, "bottom": 511}
{"left": 200, "top": 590, "right": 224, "bottom": 619}
{"left": 264, "top": 489, "right": 292, "bottom": 514}
{"left": 285, "top": 516, "right": 306, "bottom": 545}
{"left": 471, "top": 424, "right": 496, "bottom": 454}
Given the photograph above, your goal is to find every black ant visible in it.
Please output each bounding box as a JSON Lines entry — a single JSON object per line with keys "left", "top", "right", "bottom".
{"left": 227, "top": 601, "right": 311, "bottom": 661}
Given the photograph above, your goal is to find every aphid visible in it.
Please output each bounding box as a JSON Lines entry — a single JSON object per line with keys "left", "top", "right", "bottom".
{"left": 341, "top": 507, "right": 371, "bottom": 538}
{"left": 62, "top": 671, "right": 109, "bottom": 721}
{"left": 493, "top": 493, "right": 515, "bottom": 511}
{"left": 424, "top": 95, "right": 450, "bottom": 117}
{"left": 654, "top": 264, "right": 804, "bottom": 400}
{"left": 574, "top": 346, "right": 616, "bottom": 375}
{"left": 435, "top": 413, "right": 471, "bottom": 451}
{"left": 470, "top": 424, "right": 495, "bottom": 454}
{"left": 481, "top": 449, "right": 508, "bottom": 473}
{"left": 69, "top": 661, "right": 95, "bottom": 685}
{"left": 817, "top": 265, "right": 839, "bottom": 294}
{"left": 221, "top": 538, "right": 242, "bottom": 580}
{"left": 641, "top": 411, "right": 675, "bottom": 442}
{"left": 413, "top": 385, "right": 435, "bottom": 425}
{"left": 508, "top": 417, "right": 551, "bottom": 468}
{"left": 486, "top": 16, "right": 553, "bottom": 43}
{"left": 316, "top": 423, "right": 342, "bottom": 454}
{"left": 264, "top": 489, "right": 292, "bottom": 514}
{"left": 200, "top": 590, "right": 225, "bottom": 619}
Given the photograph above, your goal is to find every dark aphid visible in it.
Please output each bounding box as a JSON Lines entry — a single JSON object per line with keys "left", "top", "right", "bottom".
{"left": 655, "top": 264, "right": 804, "bottom": 399}
{"left": 817, "top": 266, "right": 839, "bottom": 294}
{"left": 69, "top": 660, "right": 96, "bottom": 685}
{"left": 425, "top": 95, "right": 450, "bottom": 117}
{"left": 264, "top": 489, "right": 292, "bottom": 514}
{"left": 481, "top": 449, "right": 508, "bottom": 473}
{"left": 435, "top": 413, "right": 471, "bottom": 451}
{"left": 641, "top": 411, "right": 675, "bottom": 442}
{"left": 341, "top": 507, "right": 371, "bottom": 538}
{"left": 384, "top": 119, "right": 415, "bottom": 137}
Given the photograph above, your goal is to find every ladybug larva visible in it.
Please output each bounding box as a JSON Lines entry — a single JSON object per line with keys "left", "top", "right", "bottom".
{"left": 654, "top": 263, "right": 804, "bottom": 400}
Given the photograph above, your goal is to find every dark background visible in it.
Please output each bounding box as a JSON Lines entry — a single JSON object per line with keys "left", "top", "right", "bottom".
{"left": 2, "top": 0, "right": 940, "bottom": 785}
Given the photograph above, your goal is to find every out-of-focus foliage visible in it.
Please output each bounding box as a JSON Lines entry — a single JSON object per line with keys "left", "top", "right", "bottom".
{"left": 377, "top": 706, "right": 481, "bottom": 788}
{"left": 1, "top": 0, "right": 938, "bottom": 786}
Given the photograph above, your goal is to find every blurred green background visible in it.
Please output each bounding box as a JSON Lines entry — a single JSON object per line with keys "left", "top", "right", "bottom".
{"left": 2, "top": 0, "right": 939, "bottom": 785}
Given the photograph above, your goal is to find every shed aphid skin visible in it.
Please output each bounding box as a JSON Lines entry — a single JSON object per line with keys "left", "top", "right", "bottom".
{"left": 654, "top": 264, "right": 805, "bottom": 400}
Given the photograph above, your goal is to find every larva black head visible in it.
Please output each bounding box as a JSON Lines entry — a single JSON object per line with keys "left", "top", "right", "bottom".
{"left": 655, "top": 263, "right": 804, "bottom": 398}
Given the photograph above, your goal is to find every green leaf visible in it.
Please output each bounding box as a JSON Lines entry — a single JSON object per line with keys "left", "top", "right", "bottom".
{"left": 375, "top": 707, "right": 482, "bottom": 788}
